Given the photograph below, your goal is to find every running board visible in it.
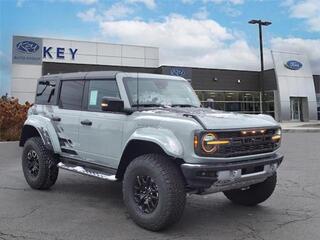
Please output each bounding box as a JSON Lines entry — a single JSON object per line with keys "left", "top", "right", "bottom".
{"left": 58, "top": 162, "right": 117, "bottom": 181}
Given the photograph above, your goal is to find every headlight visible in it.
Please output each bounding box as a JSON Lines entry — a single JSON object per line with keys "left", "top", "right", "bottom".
{"left": 201, "top": 133, "right": 218, "bottom": 153}
{"left": 197, "top": 132, "right": 230, "bottom": 154}
{"left": 272, "top": 128, "right": 282, "bottom": 141}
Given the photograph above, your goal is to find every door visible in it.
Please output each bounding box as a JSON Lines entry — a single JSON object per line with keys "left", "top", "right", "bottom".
{"left": 78, "top": 79, "right": 126, "bottom": 168}
{"left": 53, "top": 80, "right": 85, "bottom": 157}
{"left": 290, "top": 97, "right": 302, "bottom": 121}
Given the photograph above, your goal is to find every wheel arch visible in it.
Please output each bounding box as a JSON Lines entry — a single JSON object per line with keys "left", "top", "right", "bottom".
{"left": 20, "top": 125, "right": 42, "bottom": 146}
{"left": 20, "top": 116, "right": 61, "bottom": 154}
{"left": 116, "top": 139, "right": 184, "bottom": 180}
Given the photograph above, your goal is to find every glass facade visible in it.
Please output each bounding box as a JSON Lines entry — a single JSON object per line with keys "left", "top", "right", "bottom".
{"left": 196, "top": 90, "right": 275, "bottom": 117}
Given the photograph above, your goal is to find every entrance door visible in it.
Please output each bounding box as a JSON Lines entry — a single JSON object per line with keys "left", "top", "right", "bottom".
{"left": 290, "top": 97, "right": 302, "bottom": 121}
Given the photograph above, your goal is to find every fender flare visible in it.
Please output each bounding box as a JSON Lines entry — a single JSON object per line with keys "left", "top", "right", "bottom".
{"left": 20, "top": 115, "right": 61, "bottom": 154}
{"left": 123, "top": 127, "right": 184, "bottom": 158}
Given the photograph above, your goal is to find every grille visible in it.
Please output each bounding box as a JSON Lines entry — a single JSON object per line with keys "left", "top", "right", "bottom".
{"left": 215, "top": 128, "right": 278, "bottom": 157}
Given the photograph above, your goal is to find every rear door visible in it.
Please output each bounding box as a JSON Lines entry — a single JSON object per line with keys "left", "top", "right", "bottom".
{"left": 78, "top": 79, "right": 126, "bottom": 168}
{"left": 53, "top": 80, "right": 85, "bottom": 158}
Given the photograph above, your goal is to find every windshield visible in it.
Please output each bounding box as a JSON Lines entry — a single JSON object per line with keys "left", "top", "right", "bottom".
{"left": 123, "top": 77, "right": 201, "bottom": 107}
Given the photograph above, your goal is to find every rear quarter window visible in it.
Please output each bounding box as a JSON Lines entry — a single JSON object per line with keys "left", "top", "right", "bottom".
{"left": 35, "top": 79, "right": 57, "bottom": 105}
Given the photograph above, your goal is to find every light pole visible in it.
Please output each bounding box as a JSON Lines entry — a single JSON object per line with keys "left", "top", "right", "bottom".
{"left": 248, "top": 19, "right": 272, "bottom": 114}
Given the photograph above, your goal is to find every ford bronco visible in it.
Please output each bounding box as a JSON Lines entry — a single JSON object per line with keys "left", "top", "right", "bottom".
{"left": 20, "top": 71, "right": 283, "bottom": 231}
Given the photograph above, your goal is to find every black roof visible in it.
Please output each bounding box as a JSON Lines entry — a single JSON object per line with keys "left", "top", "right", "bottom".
{"left": 41, "top": 71, "right": 120, "bottom": 81}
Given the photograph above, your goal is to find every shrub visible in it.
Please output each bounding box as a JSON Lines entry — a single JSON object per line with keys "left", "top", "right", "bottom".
{"left": 0, "top": 97, "right": 32, "bottom": 141}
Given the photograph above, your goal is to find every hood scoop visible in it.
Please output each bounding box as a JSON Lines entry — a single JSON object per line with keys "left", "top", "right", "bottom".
{"left": 183, "top": 113, "right": 207, "bottom": 130}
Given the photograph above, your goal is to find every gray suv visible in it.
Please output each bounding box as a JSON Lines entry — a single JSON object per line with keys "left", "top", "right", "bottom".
{"left": 20, "top": 71, "right": 283, "bottom": 231}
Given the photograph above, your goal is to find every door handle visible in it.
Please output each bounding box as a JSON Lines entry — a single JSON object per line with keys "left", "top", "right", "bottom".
{"left": 81, "top": 120, "right": 92, "bottom": 126}
{"left": 51, "top": 116, "right": 61, "bottom": 122}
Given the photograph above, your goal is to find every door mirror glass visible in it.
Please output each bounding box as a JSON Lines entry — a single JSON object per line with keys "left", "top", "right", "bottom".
{"left": 101, "top": 97, "right": 124, "bottom": 112}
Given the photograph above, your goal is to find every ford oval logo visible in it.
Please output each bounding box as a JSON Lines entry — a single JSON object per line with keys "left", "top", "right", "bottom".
{"left": 284, "top": 60, "right": 303, "bottom": 70}
{"left": 16, "top": 41, "right": 40, "bottom": 54}
{"left": 170, "top": 68, "right": 185, "bottom": 76}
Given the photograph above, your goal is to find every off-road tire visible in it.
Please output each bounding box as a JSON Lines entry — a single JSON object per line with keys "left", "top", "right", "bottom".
{"left": 123, "top": 153, "right": 186, "bottom": 231}
{"left": 22, "top": 137, "right": 59, "bottom": 190}
{"left": 223, "top": 173, "right": 277, "bottom": 206}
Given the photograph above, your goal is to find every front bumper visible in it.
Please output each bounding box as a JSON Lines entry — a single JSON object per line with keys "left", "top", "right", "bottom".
{"left": 181, "top": 153, "right": 284, "bottom": 194}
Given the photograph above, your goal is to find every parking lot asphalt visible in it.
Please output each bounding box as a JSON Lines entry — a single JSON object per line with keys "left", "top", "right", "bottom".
{"left": 0, "top": 132, "right": 319, "bottom": 240}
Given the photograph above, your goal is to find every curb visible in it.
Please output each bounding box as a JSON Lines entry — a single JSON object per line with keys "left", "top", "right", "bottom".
{"left": 0, "top": 141, "right": 19, "bottom": 144}
{"left": 282, "top": 128, "right": 320, "bottom": 133}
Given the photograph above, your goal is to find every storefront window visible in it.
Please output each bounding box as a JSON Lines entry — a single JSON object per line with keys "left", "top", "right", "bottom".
{"left": 264, "top": 91, "right": 274, "bottom": 102}
{"left": 196, "top": 90, "right": 275, "bottom": 116}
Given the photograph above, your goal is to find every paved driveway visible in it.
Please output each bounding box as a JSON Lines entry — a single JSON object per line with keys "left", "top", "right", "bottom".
{"left": 0, "top": 132, "right": 319, "bottom": 240}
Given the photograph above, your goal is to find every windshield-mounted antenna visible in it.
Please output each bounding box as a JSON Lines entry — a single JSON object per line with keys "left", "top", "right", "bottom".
{"left": 136, "top": 72, "right": 140, "bottom": 110}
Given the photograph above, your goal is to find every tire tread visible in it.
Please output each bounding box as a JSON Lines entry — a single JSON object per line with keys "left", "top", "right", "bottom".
{"left": 223, "top": 173, "right": 277, "bottom": 206}
{"left": 123, "top": 153, "right": 186, "bottom": 231}
{"left": 22, "top": 137, "right": 59, "bottom": 190}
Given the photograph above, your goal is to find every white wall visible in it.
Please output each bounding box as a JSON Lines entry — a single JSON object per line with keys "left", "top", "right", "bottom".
{"left": 272, "top": 50, "right": 318, "bottom": 121}
{"left": 11, "top": 64, "right": 42, "bottom": 103}
{"left": 11, "top": 36, "right": 160, "bottom": 103}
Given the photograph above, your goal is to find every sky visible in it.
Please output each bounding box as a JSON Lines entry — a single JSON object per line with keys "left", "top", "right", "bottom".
{"left": 1, "top": 0, "right": 320, "bottom": 95}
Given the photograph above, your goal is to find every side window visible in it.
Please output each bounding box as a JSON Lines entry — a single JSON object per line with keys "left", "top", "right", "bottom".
{"left": 35, "top": 79, "right": 56, "bottom": 105}
{"left": 59, "top": 80, "right": 85, "bottom": 110}
{"left": 87, "top": 80, "right": 120, "bottom": 111}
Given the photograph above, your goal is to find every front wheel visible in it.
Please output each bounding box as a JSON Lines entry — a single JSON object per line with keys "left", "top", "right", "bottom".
{"left": 223, "top": 173, "right": 277, "bottom": 206}
{"left": 122, "top": 154, "right": 186, "bottom": 231}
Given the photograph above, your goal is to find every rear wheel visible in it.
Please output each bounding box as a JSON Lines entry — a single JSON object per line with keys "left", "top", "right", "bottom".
{"left": 22, "top": 137, "right": 59, "bottom": 190}
{"left": 223, "top": 173, "right": 277, "bottom": 206}
{"left": 122, "top": 154, "right": 186, "bottom": 231}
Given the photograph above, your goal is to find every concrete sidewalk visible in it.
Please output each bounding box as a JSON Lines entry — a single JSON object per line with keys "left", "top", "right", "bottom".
{"left": 280, "top": 121, "right": 320, "bottom": 132}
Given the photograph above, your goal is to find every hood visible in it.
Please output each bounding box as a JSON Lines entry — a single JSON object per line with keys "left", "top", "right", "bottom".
{"left": 139, "top": 107, "right": 279, "bottom": 130}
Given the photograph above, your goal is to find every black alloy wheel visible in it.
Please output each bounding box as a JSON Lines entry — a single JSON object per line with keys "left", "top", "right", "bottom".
{"left": 26, "top": 149, "right": 40, "bottom": 178}
{"left": 22, "top": 137, "right": 59, "bottom": 190}
{"left": 123, "top": 153, "right": 186, "bottom": 231}
{"left": 133, "top": 175, "right": 159, "bottom": 214}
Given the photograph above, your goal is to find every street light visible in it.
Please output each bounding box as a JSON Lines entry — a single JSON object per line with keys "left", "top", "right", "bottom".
{"left": 249, "top": 19, "right": 272, "bottom": 114}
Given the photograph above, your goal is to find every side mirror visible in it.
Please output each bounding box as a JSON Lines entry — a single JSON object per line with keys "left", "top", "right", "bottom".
{"left": 101, "top": 97, "right": 124, "bottom": 112}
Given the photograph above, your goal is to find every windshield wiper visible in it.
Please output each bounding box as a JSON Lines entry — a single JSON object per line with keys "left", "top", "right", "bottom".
{"left": 171, "top": 104, "right": 198, "bottom": 108}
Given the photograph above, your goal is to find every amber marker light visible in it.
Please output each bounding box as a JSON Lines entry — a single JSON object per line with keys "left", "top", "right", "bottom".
{"left": 194, "top": 135, "right": 199, "bottom": 148}
{"left": 101, "top": 103, "right": 108, "bottom": 107}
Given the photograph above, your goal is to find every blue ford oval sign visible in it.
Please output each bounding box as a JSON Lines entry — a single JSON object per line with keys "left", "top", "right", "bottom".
{"left": 170, "top": 68, "right": 185, "bottom": 76}
{"left": 284, "top": 60, "right": 303, "bottom": 70}
{"left": 16, "top": 41, "right": 40, "bottom": 54}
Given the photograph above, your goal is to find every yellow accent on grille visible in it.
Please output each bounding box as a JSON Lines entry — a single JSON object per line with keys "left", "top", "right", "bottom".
{"left": 207, "top": 140, "right": 230, "bottom": 145}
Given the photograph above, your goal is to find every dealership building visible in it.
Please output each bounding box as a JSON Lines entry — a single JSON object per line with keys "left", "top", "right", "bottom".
{"left": 11, "top": 35, "right": 320, "bottom": 121}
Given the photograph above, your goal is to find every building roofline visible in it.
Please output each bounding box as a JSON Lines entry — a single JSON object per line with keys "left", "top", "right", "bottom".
{"left": 160, "top": 65, "right": 275, "bottom": 73}
{"left": 12, "top": 35, "right": 159, "bottom": 49}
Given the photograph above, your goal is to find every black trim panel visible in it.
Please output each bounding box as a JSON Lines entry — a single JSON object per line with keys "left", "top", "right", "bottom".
{"left": 181, "top": 153, "right": 283, "bottom": 189}
{"left": 61, "top": 148, "right": 78, "bottom": 155}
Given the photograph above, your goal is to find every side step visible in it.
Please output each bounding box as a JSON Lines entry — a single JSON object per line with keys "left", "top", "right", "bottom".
{"left": 58, "top": 162, "right": 117, "bottom": 181}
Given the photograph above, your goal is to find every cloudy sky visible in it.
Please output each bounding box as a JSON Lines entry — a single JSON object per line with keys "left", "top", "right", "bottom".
{"left": 1, "top": 0, "right": 320, "bottom": 94}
